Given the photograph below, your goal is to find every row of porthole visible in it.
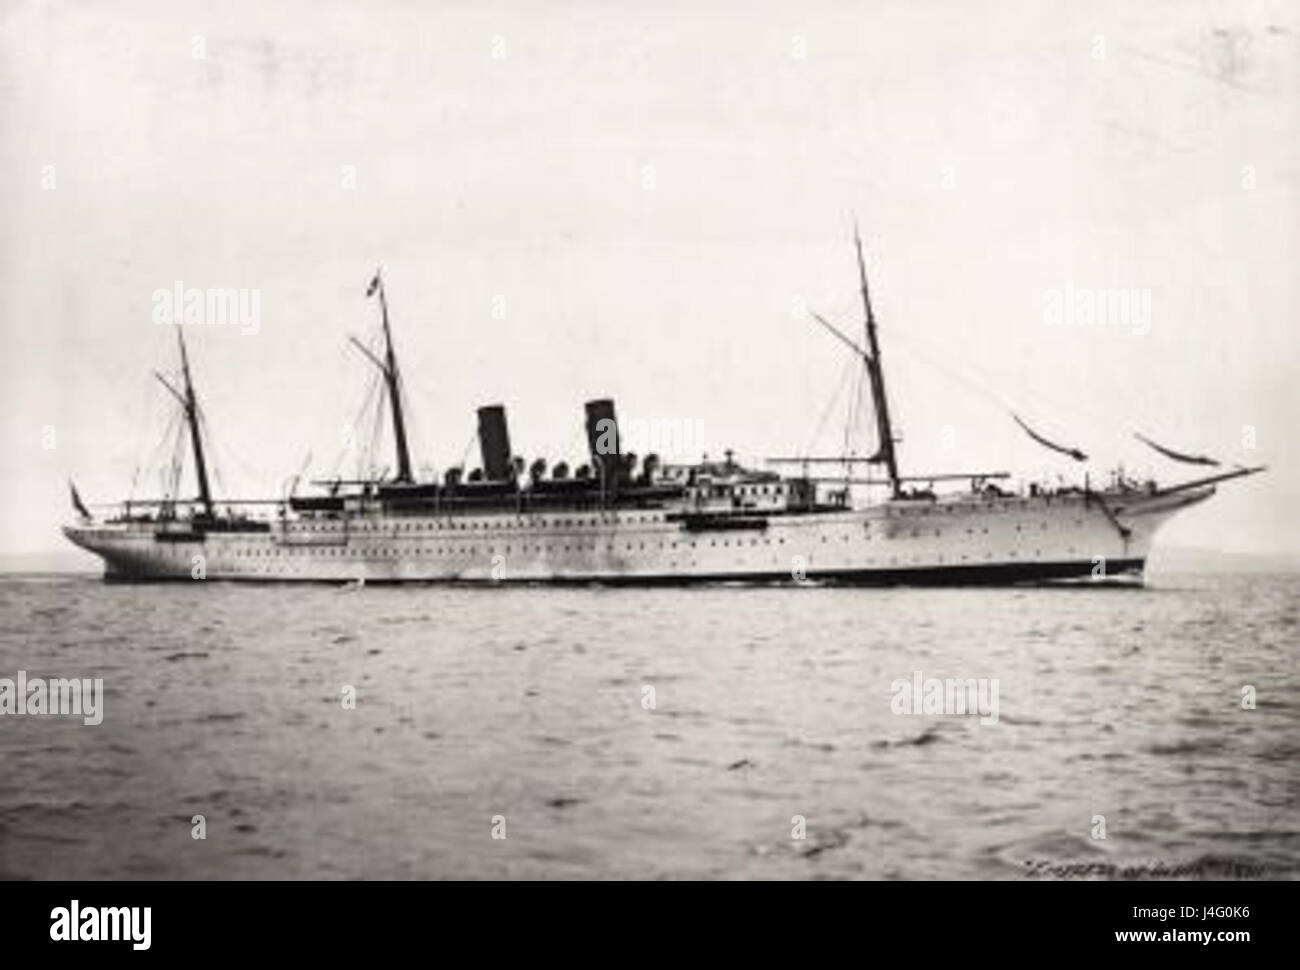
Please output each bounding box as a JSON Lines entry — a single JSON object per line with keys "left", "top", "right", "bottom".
{"left": 225, "top": 547, "right": 1068, "bottom": 572}
{"left": 950, "top": 519, "right": 1088, "bottom": 536}
{"left": 215, "top": 541, "right": 1072, "bottom": 562}
{"left": 288, "top": 513, "right": 669, "bottom": 534}
{"left": 227, "top": 536, "right": 800, "bottom": 558}
{"left": 170, "top": 527, "right": 1090, "bottom": 560}
{"left": 221, "top": 527, "right": 1102, "bottom": 558}
{"left": 287, "top": 508, "right": 1091, "bottom": 537}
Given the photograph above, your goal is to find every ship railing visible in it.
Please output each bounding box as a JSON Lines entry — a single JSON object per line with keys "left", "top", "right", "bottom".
{"left": 94, "top": 498, "right": 283, "bottom": 525}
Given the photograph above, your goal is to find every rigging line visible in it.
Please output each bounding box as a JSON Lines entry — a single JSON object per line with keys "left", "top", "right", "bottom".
{"left": 801, "top": 352, "right": 858, "bottom": 459}
{"left": 879, "top": 326, "right": 1016, "bottom": 414}
{"left": 166, "top": 416, "right": 186, "bottom": 501}
{"left": 127, "top": 371, "right": 157, "bottom": 502}
{"left": 805, "top": 305, "right": 885, "bottom": 463}
{"left": 331, "top": 365, "right": 383, "bottom": 479}
{"left": 195, "top": 402, "right": 267, "bottom": 492}
{"left": 884, "top": 324, "right": 1124, "bottom": 435}
{"left": 841, "top": 359, "right": 865, "bottom": 468}
{"left": 194, "top": 409, "right": 231, "bottom": 495}
{"left": 345, "top": 326, "right": 391, "bottom": 480}
{"left": 364, "top": 377, "right": 386, "bottom": 480}
{"left": 142, "top": 409, "right": 172, "bottom": 476}
{"left": 134, "top": 339, "right": 181, "bottom": 491}
{"left": 289, "top": 450, "right": 314, "bottom": 494}
{"left": 175, "top": 408, "right": 193, "bottom": 493}
{"left": 398, "top": 381, "right": 430, "bottom": 480}
{"left": 144, "top": 408, "right": 183, "bottom": 498}
{"left": 369, "top": 361, "right": 392, "bottom": 480}
{"left": 322, "top": 345, "right": 356, "bottom": 479}
{"left": 800, "top": 351, "right": 852, "bottom": 457}
{"left": 351, "top": 364, "right": 385, "bottom": 480}
{"left": 145, "top": 396, "right": 182, "bottom": 465}
{"left": 368, "top": 329, "right": 402, "bottom": 480}
{"left": 459, "top": 429, "right": 477, "bottom": 472}
{"left": 814, "top": 305, "right": 1121, "bottom": 466}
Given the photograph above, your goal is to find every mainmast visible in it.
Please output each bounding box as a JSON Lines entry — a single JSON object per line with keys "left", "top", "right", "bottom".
{"left": 360, "top": 270, "right": 413, "bottom": 484}
{"left": 854, "top": 222, "right": 900, "bottom": 497}
{"left": 155, "top": 329, "right": 214, "bottom": 517}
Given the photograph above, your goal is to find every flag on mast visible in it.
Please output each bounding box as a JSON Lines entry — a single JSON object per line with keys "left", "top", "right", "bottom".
{"left": 365, "top": 270, "right": 382, "bottom": 298}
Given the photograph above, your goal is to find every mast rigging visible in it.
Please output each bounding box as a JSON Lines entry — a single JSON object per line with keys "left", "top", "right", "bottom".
{"left": 153, "top": 330, "right": 214, "bottom": 517}
{"left": 854, "top": 220, "right": 901, "bottom": 497}
{"left": 357, "top": 269, "right": 414, "bottom": 484}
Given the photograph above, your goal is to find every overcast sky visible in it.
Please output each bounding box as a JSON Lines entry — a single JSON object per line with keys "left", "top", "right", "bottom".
{"left": 2, "top": 0, "right": 1296, "bottom": 561}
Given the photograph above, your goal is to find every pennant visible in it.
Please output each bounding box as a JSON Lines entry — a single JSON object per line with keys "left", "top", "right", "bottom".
{"left": 1134, "top": 432, "right": 1220, "bottom": 467}
{"left": 1012, "top": 414, "right": 1087, "bottom": 462}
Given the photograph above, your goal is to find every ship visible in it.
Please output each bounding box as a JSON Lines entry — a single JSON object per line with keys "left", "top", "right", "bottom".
{"left": 64, "top": 229, "right": 1264, "bottom": 585}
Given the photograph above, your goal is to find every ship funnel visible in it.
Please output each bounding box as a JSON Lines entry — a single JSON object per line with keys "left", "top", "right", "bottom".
{"left": 584, "top": 398, "right": 621, "bottom": 488}
{"left": 477, "top": 405, "right": 514, "bottom": 481}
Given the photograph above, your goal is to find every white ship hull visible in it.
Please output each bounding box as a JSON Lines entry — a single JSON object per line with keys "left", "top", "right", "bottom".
{"left": 64, "top": 487, "right": 1213, "bottom": 586}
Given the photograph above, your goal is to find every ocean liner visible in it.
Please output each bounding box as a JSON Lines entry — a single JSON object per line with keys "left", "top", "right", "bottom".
{"left": 64, "top": 230, "right": 1263, "bottom": 585}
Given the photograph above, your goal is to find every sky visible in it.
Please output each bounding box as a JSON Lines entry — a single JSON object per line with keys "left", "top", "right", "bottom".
{"left": 1, "top": 0, "right": 1297, "bottom": 563}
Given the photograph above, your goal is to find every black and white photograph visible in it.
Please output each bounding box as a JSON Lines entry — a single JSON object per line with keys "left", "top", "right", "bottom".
{"left": 0, "top": 0, "right": 1295, "bottom": 949}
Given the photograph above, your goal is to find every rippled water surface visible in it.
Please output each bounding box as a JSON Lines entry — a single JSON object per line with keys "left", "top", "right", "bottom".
{"left": 0, "top": 570, "right": 1296, "bottom": 879}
